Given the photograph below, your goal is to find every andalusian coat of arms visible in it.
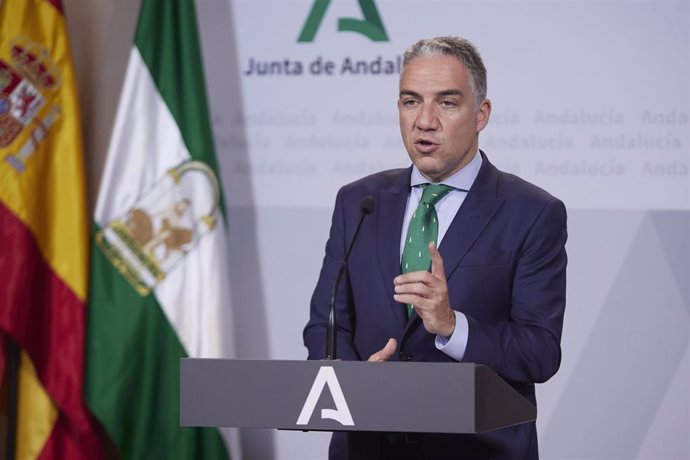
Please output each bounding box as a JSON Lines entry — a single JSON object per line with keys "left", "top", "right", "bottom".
{"left": 96, "top": 161, "right": 221, "bottom": 296}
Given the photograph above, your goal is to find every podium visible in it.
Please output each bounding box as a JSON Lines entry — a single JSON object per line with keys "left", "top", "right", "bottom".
{"left": 180, "top": 359, "right": 535, "bottom": 439}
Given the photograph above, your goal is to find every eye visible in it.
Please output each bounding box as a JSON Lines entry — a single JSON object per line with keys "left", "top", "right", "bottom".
{"left": 440, "top": 100, "right": 457, "bottom": 108}
{"left": 401, "top": 98, "right": 419, "bottom": 107}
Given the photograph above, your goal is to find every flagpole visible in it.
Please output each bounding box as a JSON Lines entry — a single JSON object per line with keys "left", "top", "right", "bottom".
{"left": 5, "top": 336, "right": 20, "bottom": 460}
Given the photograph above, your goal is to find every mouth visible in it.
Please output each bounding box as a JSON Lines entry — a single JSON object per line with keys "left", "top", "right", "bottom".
{"left": 414, "top": 138, "right": 438, "bottom": 153}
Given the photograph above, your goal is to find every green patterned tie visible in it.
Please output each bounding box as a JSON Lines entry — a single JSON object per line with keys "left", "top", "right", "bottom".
{"left": 401, "top": 184, "right": 454, "bottom": 317}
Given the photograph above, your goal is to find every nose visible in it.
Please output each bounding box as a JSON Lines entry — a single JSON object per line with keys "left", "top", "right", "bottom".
{"left": 415, "top": 103, "right": 439, "bottom": 131}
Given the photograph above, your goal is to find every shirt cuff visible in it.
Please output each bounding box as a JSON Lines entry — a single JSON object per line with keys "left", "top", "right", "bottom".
{"left": 435, "top": 311, "right": 469, "bottom": 361}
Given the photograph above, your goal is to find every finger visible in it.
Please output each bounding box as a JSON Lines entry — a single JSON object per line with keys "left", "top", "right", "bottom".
{"left": 394, "top": 270, "right": 434, "bottom": 285}
{"left": 429, "top": 242, "right": 445, "bottom": 278}
{"left": 368, "top": 338, "right": 397, "bottom": 362}
{"left": 368, "top": 338, "right": 396, "bottom": 362}
{"left": 381, "top": 338, "right": 397, "bottom": 358}
{"left": 394, "top": 280, "right": 431, "bottom": 297}
{"left": 393, "top": 293, "right": 428, "bottom": 310}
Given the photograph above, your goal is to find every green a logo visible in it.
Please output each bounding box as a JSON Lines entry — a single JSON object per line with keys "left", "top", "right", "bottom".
{"left": 298, "top": 0, "right": 389, "bottom": 42}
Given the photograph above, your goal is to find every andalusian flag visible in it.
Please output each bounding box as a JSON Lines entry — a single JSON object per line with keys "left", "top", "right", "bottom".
{"left": 0, "top": 0, "right": 105, "bottom": 458}
{"left": 85, "top": 0, "right": 235, "bottom": 458}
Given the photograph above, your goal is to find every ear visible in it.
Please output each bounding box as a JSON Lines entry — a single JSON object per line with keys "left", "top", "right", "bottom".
{"left": 476, "top": 98, "right": 492, "bottom": 133}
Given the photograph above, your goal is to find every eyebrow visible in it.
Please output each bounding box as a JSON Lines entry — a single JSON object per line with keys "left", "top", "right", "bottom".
{"left": 399, "top": 89, "right": 464, "bottom": 98}
{"left": 399, "top": 89, "right": 421, "bottom": 98}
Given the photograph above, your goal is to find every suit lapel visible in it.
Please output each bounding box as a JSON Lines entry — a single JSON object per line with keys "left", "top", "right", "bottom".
{"left": 439, "top": 153, "right": 505, "bottom": 280}
{"left": 376, "top": 169, "right": 411, "bottom": 329}
{"left": 438, "top": 196, "right": 504, "bottom": 280}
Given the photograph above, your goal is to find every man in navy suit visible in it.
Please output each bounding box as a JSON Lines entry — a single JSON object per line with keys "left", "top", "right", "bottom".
{"left": 304, "top": 36, "right": 567, "bottom": 460}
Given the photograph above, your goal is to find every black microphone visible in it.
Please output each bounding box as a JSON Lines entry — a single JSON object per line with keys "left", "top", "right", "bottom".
{"left": 326, "top": 196, "right": 376, "bottom": 360}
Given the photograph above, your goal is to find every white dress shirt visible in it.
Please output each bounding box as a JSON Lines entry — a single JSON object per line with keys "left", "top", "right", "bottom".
{"left": 399, "top": 151, "right": 483, "bottom": 361}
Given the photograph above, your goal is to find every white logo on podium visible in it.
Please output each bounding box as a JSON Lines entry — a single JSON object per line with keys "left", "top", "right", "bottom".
{"left": 296, "top": 366, "right": 354, "bottom": 426}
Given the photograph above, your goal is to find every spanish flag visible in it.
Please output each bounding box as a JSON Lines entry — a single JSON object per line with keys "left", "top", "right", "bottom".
{"left": 0, "top": 0, "right": 105, "bottom": 458}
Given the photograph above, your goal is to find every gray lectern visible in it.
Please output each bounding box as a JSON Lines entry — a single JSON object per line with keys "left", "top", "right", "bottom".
{"left": 180, "top": 359, "right": 535, "bottom": 458}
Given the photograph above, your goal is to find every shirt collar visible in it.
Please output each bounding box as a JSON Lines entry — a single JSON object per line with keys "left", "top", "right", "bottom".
{"left": 410, "top": 150, "right": 483, "bottom": 191}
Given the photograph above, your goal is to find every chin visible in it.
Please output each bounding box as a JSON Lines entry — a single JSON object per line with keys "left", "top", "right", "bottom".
{"left": 413, "top": 161, "right": 441, "bottom": 178}
{"left": 417, "top": 169, "right": 444, "bottom": 182}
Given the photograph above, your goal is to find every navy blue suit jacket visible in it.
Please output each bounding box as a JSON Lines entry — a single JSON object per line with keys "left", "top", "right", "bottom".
{"left": 304, "top": 152, "right": 567, "bottom": 459}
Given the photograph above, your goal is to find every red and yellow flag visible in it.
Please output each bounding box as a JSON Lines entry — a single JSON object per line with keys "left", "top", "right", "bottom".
{"left": 0, "top": 0, "right": 105, "bottom": 458}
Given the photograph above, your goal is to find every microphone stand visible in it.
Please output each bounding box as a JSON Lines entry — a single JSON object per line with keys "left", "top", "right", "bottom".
{"left": 326, "top": 196, "right": 375, "bottom": 360}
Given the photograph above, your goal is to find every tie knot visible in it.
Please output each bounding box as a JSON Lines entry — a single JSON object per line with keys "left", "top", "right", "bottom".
{"left": 420, "top": 184, "right": 454, "bottom": 205}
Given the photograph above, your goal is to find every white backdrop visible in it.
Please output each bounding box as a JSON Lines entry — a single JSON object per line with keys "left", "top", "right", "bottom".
{"left": 209, "top": 0, "right": 688, "bottom": 211}
{"left": 196, "top": 0, "right": 689, "bottom": 458}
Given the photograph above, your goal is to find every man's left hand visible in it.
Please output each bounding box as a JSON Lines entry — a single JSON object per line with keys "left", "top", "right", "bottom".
{"left": 393, "top": 242, "right": 456, "bottom": 337}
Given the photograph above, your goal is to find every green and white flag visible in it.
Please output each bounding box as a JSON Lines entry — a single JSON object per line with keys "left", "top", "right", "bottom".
{"left": 85, "top": 0, "right": 234, "bottom": 458}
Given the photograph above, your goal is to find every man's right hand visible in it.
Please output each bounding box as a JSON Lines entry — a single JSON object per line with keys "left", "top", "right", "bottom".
{"left": 367, "top": 338, "right": 397, "bottom": 362}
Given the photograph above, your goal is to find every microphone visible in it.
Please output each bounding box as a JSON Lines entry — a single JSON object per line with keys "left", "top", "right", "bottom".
{"left": 326, "top": 196, "right": 376, "bottom": 360}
